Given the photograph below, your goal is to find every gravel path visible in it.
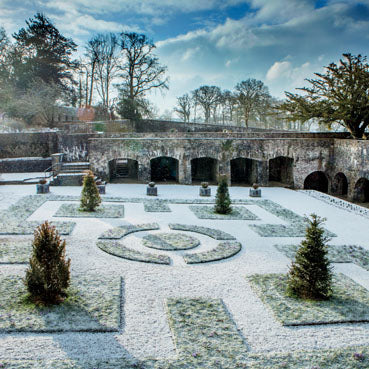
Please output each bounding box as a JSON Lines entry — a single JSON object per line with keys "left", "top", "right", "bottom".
{"left": 0, "top": 184, "right": 369, "bottom": 361}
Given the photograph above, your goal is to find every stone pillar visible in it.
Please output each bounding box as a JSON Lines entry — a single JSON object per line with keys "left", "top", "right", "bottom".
{"left": 138, "top": 158, "right": 151, "bottom": 183}
{"left": 219, "top": 159, "right": 231, "bottom": 184}
{"left": 256, "top": 160, "right": 268, "bottom": 186}
{"left": 179, "top": 157, "right": 192, "bottom": 184}
{"left": 51, "top": 153, "right": 64, "bottom": 175}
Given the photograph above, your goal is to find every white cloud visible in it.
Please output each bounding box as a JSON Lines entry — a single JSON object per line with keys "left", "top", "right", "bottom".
{"left": 266, "top": 61, "right": 292, "bottom": 81}
{"left": 43, "top": 0, "right": 247, "bottom": 17}
{"left": 181, "top": 46, "right": 201, "bottom": 61}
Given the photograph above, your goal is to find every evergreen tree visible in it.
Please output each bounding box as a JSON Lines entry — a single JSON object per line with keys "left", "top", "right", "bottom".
{"left": 80, "top": 170, "right": 101, "bottom": 211}
{"left": 12, "top": 13, "right": 78, "bottom": 92}
{"left": 25, "top": 221, "right": 70, "bottom": 305}
{"left": 278, "top": 53, "right": 369, "bottom": 139}
{"left": 287, "top": 214, "right": 333, "bottom": 300}
{"left": 214, "top": 176, "right": 232, "bottom": 214}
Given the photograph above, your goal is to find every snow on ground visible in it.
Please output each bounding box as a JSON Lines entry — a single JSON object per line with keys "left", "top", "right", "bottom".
{"left": 1, "top": 184, "right": 369, "bottom": 360}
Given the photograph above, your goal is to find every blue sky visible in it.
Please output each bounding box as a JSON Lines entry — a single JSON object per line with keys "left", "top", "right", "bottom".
{"left": 1, "top": 0, "right": 369, "bottom": 114}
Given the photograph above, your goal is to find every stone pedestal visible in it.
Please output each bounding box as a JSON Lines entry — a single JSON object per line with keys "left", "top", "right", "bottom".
{"left": 147, "top": 186, "right": 157, "bottom": 196}
{"left": 36, "top": 183, "right": 50, "bottom": 194}
{"left": 249, "top": 188, "right": 261, "bottom": 197}
{"left": 199, "top": 187, "right": 211, "bottom": 197}
{"left": 97, "top": 184, "right": 106, "bottom": 194}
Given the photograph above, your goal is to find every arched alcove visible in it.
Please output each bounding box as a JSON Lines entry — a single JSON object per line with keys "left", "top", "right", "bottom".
{"left": 269, "top": 156, "right": 294, "bottom": 186}
{"left": 109, "top": 158, "right": 138, "bottom": 182}
{"left": 191, "top": 157, "right": 218, "bottom": 183}
{"left": 303, "top": 171, "right": 329, "bottom": 193}
{"left": 331, "top": 172, "right": 348, "bottom": 196}
{"left": 353, "top": 177, "right": 369, "bottom": 203}
{"left": 230, "top": 158, "right": 259, "bottom": 185}
{"left": 150, "top": 156, "right": 179, "bottom": 182}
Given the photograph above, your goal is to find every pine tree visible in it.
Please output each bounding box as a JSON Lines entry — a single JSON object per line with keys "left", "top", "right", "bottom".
{"left": 80, "top": 170, "right": 101, "bottom": 212}
{"left": 25, "top": 221, "right": 70, "bottom": 305}
{"left": 287, "top": 214, "right": 332, "bottom": 300}
{"left": 214, "top": 176, "right": 232, "bottom": 214}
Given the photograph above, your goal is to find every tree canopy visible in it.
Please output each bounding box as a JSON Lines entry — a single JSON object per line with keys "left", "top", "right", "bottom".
{"left": 279, "top": 53, "right": 369, "bottom": 139}
{"left": 235, "top": 79, "right": 272, "bottom": 128}
{"left": 12, "top": 13, "right": 78, "bottom": 92}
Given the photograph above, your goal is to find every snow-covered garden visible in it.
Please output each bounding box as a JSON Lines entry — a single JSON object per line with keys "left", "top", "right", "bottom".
{"left": 1, "top": 184, "right": 369, "bottom": 368}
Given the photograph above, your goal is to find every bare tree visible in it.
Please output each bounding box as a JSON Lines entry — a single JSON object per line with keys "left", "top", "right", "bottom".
{"left": 235, "top": 79, "right": 272, "bottom": 128}
{"left": 174, "top": 93, "right": 192, "bottom": 122}
{"left": 192, "top": 85, "right": 221, "bottom": 123}
{"left": 86, "top": 33, "right": 119, "bottom": 117}
{"left": 119, "top": 32, "right": 168, "bottom": 99}
{"left": 116, "top": 32, "right": 168, "bottom": 119}
{"left": 219, "top": 90, "right": 237, "bottom": 124}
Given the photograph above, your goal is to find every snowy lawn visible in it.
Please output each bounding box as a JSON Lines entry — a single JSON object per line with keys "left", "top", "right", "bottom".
{"left": 142, "top": 232, "right": 200, "bottom": 250}
{"left": 275, "top": 244, "right": 369, "bottom": 271}
{"left": 54, "top": 203, "right": 125, "bottom": 218}
{"left": 0, "top": 274, "right": 121, "bottom": 332}
{"left": 0, "top": 238, "right": 32, "bottom": 263}
{"left": 249, "top": 273, "right": 369, "bottom": 326}
{"left": 184, "top": 241, "right": 242, "bottom": 264}
{"left": 97, "top": 240, "right": 171, "bottom": 264}
{"left": 189, "top": 205, "right": 259, "bottom": 220}
{"left": 0, "top": 185, "right": 369, "bottom": 368}
{"left": 98, "top": 223, "right": 159, "bottom": 239}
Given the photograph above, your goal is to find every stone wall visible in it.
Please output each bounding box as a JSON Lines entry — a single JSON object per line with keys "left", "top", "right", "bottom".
{"left": 0, "top": 157, "right": 52, "bottom": 172}
{"left": 0, "top": 132, "right": 58, "bottom": 158}
{"left": 333, "top": 139, "right": 369, "bottom": 197}
{"left": 89, "top": 136, "right": 334, "bottom": 188}
{"left": 57, "top": 133, "right": 98, "bottom": 162}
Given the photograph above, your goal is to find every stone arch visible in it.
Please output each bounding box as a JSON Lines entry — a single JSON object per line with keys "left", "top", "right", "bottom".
{"left": 353, "top": 177, "right": 369, "bottom": 202}
{"left": 268, "top": 156, "right": 294, "bottom": 186}
{"left": 331, "top": 172, "right": 348, "bottom": 196}
{"left": 150, "top": 156, "right": 179, "bottom": 182}
{"left": 108, "top": 158, "right": 138, "bottom": 182}
{"left": 230, "top": 157, "right": 260, "bottom": 185}
{"left": 191, "top": 157, "right": 218, "bottom": 183}
{"left": 303, "top": 171, "right": 329, "bottom": 193}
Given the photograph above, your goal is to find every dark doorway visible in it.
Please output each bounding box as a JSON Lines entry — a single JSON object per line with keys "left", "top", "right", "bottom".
{"left": 303, "top": 171, "right": 329, "bottom": 193}
{"left": 230, "top": 158, "right": 258, "bottom": 185}
{"left": 269, "top": 157, "right": 294, "bottom": 186}
{"left": 353, "top": 178, "right": 369, "bottom": 202}
{"left": 331, "top": 172, "right": 348, "bottom": 196}
{"left": 109, "top": 158, "right": 138, "bottom": 182}
{"left": 191, "top": 157, "right": 218, "bottom": 183}
{"left": 150, "top": 157, "right": 179, "bottom": 182}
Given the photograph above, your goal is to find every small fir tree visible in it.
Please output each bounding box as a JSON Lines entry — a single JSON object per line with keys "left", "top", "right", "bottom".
{"left": 287, "top": 214, "right": 332, "bottom": 300}
{"left": 214, "top": 176, "right": 232, "bottom": 214}
{"left": 25, "top": 221, "right": 70, "bottom": 305}
{"left": 80, "top": 170, "right": 101, "bottom": 211}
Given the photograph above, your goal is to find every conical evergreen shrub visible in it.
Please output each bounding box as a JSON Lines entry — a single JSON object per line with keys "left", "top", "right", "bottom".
{"left": 214, "top": 176, "right": 232, "bottom": 214}
{"left": 25, "top": 221, "right": 70, "bottom": 305}
{"left": 287, "top": 214, "right": 332, "bottom": 300}
{"left": 80, "top": 170, "right": 101, "bottom": 211}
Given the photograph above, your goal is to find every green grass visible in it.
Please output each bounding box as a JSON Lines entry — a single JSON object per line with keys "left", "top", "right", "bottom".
{"left": 0, "top": 274, "right": 121, "bottom": 332}
{"left": 275, "top": 244, "right": 369, "bottom": 271}
{"left": 184, "top": 242, "right": 242, "bottom": 264}
{"left": 189, "top": 205, "right": 259, "bottom": 220}
{"left": 143, "top": 200, "right": 171, "bottom": 212}
{"left": 166, "top": 298, "right": 248, "bottom": 367}
{"left": 169, "top": 223, "right": 236, "bottom": 240}
{"left": 142, "top": 232, "right": 200, "bottom": 251}
{"left": 248, "top": 273, "right": 369, "bottom": 326}
{"left": 2, "top": 346, "right": 369, "bottom": 368}
{"left": 0, "top": 238, "right": 32, "bottom": 263}
{"left": 97, "top": 240, "right": 171, "bottom": 264}
{"left": 54, "top": 203, "right": 125, "bottom": 218}
{"left": 98, "top": 223, "right": 159, "bottom": 239}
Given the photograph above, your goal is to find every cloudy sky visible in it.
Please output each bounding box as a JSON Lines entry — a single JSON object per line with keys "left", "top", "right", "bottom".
{"left": 1, "top": 0, "right": 368, "bottom": 114}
